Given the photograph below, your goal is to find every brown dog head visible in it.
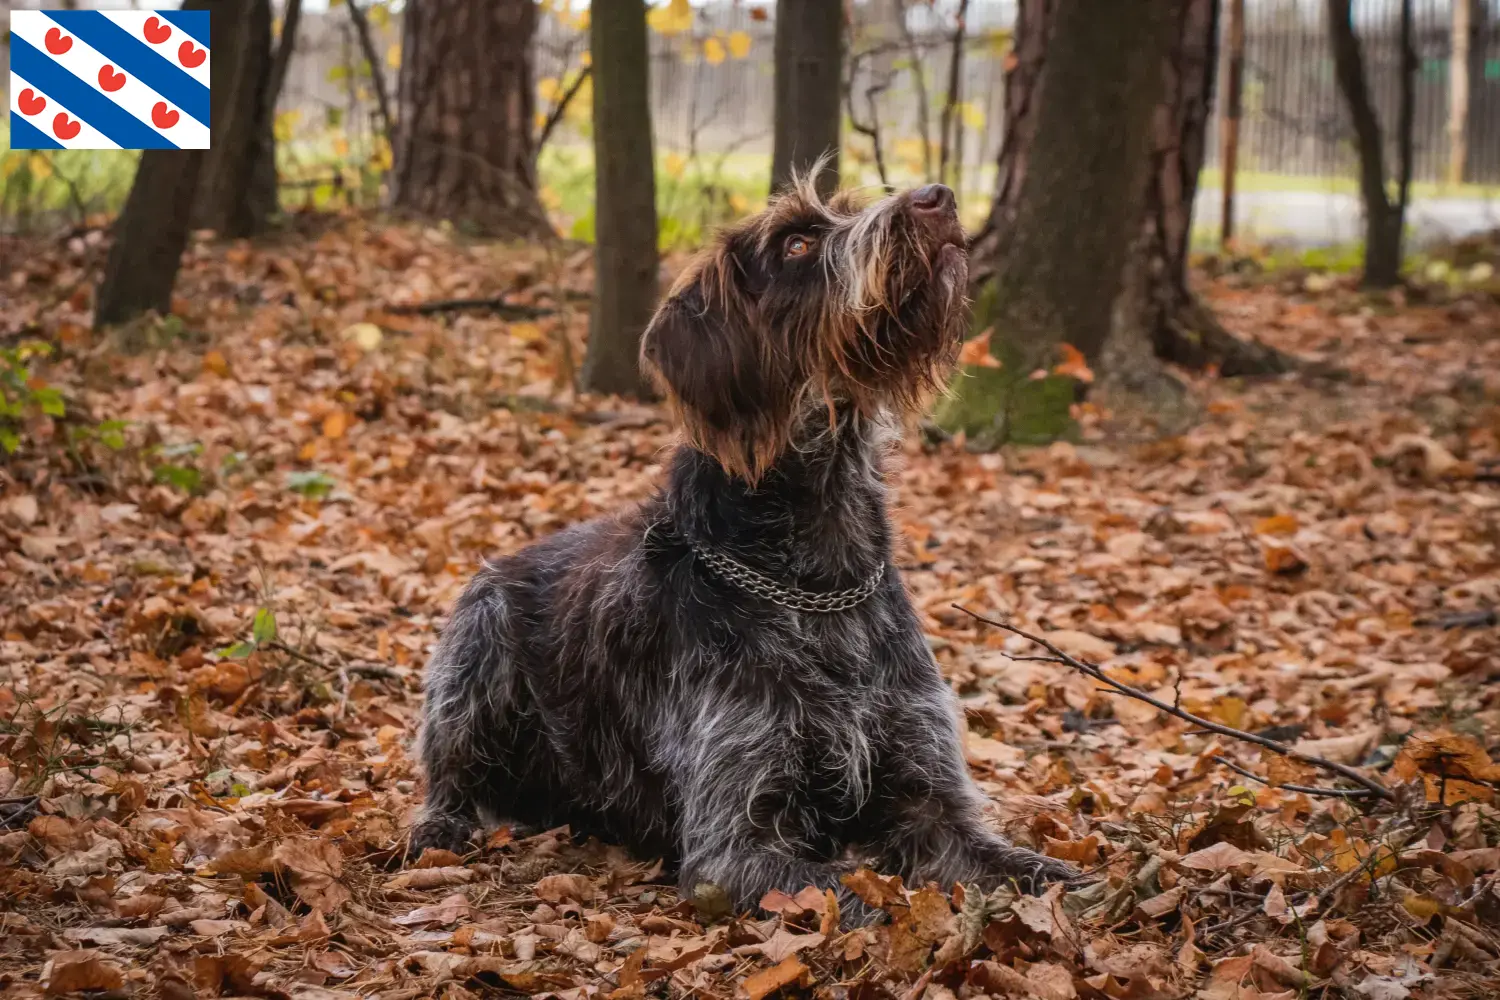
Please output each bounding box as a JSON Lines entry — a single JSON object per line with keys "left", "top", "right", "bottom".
{"left": 640, "top": 175, "right": 969, "bottom": 481}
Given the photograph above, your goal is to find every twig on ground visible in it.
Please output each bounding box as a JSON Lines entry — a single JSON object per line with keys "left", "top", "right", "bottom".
{"left": 269, "top": 640, "right": 400, "bottom": 680}
{"left": 384, "top": 297, "right": 556, "bottom": 320}
{"left": 1415, "top": 608, "right": 1496, "bottom": 630}
{"left": 1212, "top": 755, "right": 1375, "bottom": 799}
{"left": 953, "top": 605, "right": 1394, "bottom": 801}
{"left": 1211, "top": 499, "right": 1262, "bottom": 563}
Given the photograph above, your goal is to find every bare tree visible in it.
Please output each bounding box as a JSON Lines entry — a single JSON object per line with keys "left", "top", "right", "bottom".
{"left": 940, "top": 0, "right": 1294, "bottom": 446}
{"left": 1327, "top": 0, "right": 1416, "bottom": 288}
{"left": 770, "top": 0, "right": 844, "bottom": 196}
{"left": 579, "top": 0, "right": 658, "bottom": 398}
{"left": 391, "top": 0, "right": 550, "bottom": 238}
{"left": 97, "top": 0, "right": 273, "bottom": 326}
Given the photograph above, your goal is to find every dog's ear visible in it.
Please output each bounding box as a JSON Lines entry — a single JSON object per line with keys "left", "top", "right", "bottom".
{"left": 641, "top": 236, "right": 801, "bottom": 482}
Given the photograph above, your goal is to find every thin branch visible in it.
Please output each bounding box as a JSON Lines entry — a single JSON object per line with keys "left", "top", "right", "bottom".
{"left": 536, "top": 64, "right": 593, "bottom": 152}
{"left": 346, "top": 0, "right": 394, "bottom": 143}
{"left": 1212, "top": 755, "right": 1375, "bottom": 799}
{"left": 264, "top": 0, "right": 303, "bottom": 119}
{"left": 846, "top": 48, "right": 894, "bottom": 192}
{"left": 936, "top": 0, "right": 970, "bottom": 187}
{"left": 953, "top": 606, "right": 1394, "bottom": 802}
{"left": 894, "top": 2, "right": 935, "bottom": 180}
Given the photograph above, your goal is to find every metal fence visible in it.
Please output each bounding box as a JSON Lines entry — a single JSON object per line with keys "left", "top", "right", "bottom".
{"left": 6, "top": 0, "right": 1500, "bottom": 198}
{"left": 1214, "top": 0, "right": 1500, "bottom": 183}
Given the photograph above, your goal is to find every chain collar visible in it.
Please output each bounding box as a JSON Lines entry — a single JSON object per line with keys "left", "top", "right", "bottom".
{"left": 641, "top": 512, "right": 881, "bottom": 613}
{"left": 686, "top": 538, "right": 885, "bottom": 613}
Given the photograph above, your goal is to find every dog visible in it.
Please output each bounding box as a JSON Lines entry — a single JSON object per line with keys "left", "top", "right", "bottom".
{"left": 410, "top": 177, "right": 1081, "bottom": 923}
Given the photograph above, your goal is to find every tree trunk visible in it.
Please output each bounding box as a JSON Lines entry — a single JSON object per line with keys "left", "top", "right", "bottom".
{"left": 770, "top": 0, "right": 844, "bottom": 196}
{"left": 94, "top": 0, "right": 220, "bottom": 329}
{"left": 579, "top": 0, "right": 658, "bottom": 399}
{"left": 941, "top": 0, "right": 1294, "bottom": 446}
{"left": 391, "top": 0, "right": 550, "bottom": 239}
{"left": 193, "top": 0, "right": 275, "bottom": 238}
{"left": 1327, "top": 0, "right": 1414, "bottom": 289}
{"left": 95, "top": 151, "right": 205, "bottom": 329}
{"left": 938, "top": 0, "right": 1177, "bottom": 445}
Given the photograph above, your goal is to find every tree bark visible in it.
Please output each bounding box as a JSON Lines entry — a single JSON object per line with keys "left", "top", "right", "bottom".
{"left": 95, "top": 151, "right": 205, "bottom": 329}
{"left": 939, "top": 0, "right": 1176, "bottom": 445}
{"left": 1327, "top": 0, "right": 1414, "bottom": 289}
{"left": 770, "top": 0, "right": 844, "bottom": 196}
{"left": 579, "top": 0, "right": 658, "bottom": 399}
{"left": 193, "top": 0, "right": 275, "bottom": 238}
{"left": 941, "top": 0, "right": 1294, "bottom": 446}
{"left": 1219, "top": 0, "right": 1244, "bottom": 247}
{"left": 391, "top": 0, "right": 550, "bottom": 239}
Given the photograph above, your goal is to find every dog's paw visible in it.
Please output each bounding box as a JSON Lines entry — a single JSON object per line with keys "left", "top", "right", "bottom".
{"left": 1018, "top": 855, "right": 1087, "bottom": 895}
{"left": 408, "top": 813, "right": 477, "bottom": 858}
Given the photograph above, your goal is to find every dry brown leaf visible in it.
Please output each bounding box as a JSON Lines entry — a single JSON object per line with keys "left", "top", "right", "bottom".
{"left": 740, "top": 955, "right": 808, "bottom": 1000}
{"left": 44, "top": 952, "right": 124, "bottom": 995}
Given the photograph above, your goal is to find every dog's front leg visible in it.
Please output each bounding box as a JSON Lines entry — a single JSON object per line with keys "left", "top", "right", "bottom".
{"left": 672, "top": 743, "right": 880, "bottom": 926}
{"left": 878, "top": 693, "right": 1082, "bottom": 894}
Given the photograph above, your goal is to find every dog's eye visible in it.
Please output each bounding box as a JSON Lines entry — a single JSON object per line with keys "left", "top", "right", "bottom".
{"left": 784, "top": 235, "right": 814, "bottom": 258}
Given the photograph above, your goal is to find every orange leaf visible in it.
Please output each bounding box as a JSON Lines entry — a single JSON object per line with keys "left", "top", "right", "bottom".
{"left": 958, "top": 328, "right": 1002, "bottom": 368}
{"left": 741, "top": 956, "right": 807, "bottom": 1000}
{"left": 1253, "top": 514, "right": 1299, "bottom": 536}
{"left": 1052, "top": 342, "right": 1094, "bottom": 383}
{"left": 322, "top": 410, "right": 348, "bottom": 439}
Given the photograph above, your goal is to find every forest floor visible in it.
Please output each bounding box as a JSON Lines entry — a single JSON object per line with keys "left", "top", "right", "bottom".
{"left": 1, "top": 218, "right": 1499, "bottom": 1000}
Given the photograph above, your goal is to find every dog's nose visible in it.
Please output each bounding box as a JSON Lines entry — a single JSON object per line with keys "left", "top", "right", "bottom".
{"left": 910, "top": 183, "right": 955, "bottom": 214}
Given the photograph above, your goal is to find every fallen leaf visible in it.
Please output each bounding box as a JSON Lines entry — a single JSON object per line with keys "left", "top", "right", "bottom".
{"left": 740, "top": 955, "right": 807, "bottom": 1000}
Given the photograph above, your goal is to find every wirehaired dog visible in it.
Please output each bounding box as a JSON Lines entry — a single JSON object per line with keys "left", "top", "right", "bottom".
{"left": 411, "top": 179, "right": 1080, "bottom": 922}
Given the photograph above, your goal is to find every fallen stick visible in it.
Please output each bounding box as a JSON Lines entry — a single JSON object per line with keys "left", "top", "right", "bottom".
{"left": 1212, "top": 755, "right": 1375, "bottom": 799}
{"left": 384, "top": 297, "right": 556, "bottom": 320}
{"left": 953, "top": 606, "right": 1394, "bottom": 802}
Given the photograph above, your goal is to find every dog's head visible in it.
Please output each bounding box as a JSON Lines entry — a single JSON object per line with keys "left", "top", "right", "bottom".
{"left": 640, "top": 176, "right": 969, "bottom": 480}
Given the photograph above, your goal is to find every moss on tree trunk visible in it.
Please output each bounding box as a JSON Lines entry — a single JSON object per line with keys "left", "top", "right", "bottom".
{"left": 943, "top": 0, "right": 1298, "bottom": 447}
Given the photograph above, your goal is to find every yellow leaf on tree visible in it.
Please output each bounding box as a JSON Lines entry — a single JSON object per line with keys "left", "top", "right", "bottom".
{"left": 537, "top": 77, "right": 562, "bottom": 103}
{"left": 647, "top": 0, "right": 693, "bottom": 36}
{"left": 727, "top": 30, "right": 753, "bottom": 58}
{"left": 28, "top": 153, "right": 53, "bottom": 180}
{"left": 368, "top": 2, "right": 391, "bottom": 29}
{"left": 386, "top": 43, "right": 401, "bottom": 69}
{"left": 957, "top": 101, "right": 985, "bottom": 130}
{"left": 664, "top": 152, "right": 687, "bottom": 179}
{"left": 703, "top": 36, "right": 727, "bottom": 65}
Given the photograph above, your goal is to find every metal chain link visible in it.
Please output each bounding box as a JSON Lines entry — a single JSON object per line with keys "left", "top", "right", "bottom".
{"left": 686, "top": 537, "right": 885, "bottom": 614}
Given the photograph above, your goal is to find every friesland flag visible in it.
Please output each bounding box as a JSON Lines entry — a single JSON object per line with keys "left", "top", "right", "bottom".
{"left": 8, "top": 10, "right": 210, "bottom": 151}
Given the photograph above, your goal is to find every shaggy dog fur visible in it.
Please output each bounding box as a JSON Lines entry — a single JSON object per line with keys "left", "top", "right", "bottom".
{"left": 411, "top": 178, "right": 1080, "bottom": 923}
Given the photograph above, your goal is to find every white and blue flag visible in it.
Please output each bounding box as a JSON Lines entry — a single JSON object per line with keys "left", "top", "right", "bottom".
{"left": 8, "top": 10, "right": 210, "bottom": 151}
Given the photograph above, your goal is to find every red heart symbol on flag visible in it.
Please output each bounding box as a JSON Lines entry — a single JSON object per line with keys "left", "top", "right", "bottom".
{"left": 53, "top": 113, "right": 81, "bottom": 141}
{"left": 178, "top": 41, "right": 206, "bottom": 69}
{"left": 45, "top": 27, "right": 73, "bottom": 55}
{"left": 144, "top": 16, "right": 171, "bottom": 44}
{"left": 99, "top": 65, "right": 127, "bottom": 92}
{"left": 152, "top": 102, "right": 179, "bottom": 129}
{"left": 18, "top": 89, "right": 46, "bottom": 116}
